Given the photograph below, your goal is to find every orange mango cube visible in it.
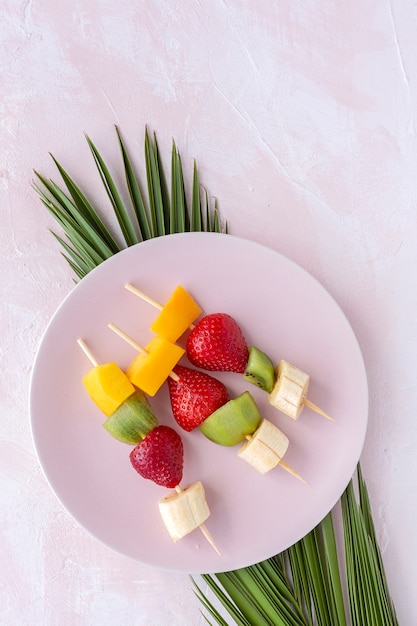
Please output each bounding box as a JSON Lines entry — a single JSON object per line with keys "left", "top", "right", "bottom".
{"left": 82, "top": 362, "right": 135, "bottom": 416}
{"left": 126, "top": 336, "right": 185, "bottom": 396}
{"left": 150, "top": 285, "right": 202, "bottom": 342}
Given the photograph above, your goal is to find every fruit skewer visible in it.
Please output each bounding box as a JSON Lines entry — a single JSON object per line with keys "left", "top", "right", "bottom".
{"left": 77, "top": 338, "right": 220, "bottom": 554}
{"left": 169, "top": 365, "right": 306, "bottom": 483}
{"left": 107, "top": 326, "right": 305, "bottom": 483}
{"left": 125, "top": 283, "right": 333, "bottom": 423}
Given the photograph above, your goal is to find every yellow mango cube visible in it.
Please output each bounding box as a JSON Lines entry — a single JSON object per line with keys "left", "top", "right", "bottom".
{"left": 150, "top": 285, "right": 202, "bottom": 342}
{"left": 126, "top": 336, "right": 185, "bottom": 396}
{"left": 82, "top": 362, "right": 135, "bottom": 416}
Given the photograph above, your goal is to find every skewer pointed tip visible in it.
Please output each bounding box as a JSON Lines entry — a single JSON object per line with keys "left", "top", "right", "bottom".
{"left": 304, "top": 398, "right": 335, "bottom": 422}
{"left": 278, "top": 459, "right": 307, "bottom": 484}
{"left": 199, "top": 523, "right": 221, "bottom": 555}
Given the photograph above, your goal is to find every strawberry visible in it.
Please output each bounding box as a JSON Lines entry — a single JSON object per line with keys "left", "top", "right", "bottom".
{"left": 129, "top": 425, "right": 183, "bottom": 488}
{"left": 186, "top": 313, "right": 249, "bottom": 373}
{"left": 168, "top": 365, "right": 230, "bottom": 431}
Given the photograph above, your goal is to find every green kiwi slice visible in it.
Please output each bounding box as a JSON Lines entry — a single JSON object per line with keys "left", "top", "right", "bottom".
{"left": 199, "top": 391, "right": 261, "bottom": 446}
{"left": 103, "top": 390, "right": 158, "bottom": 444}
{"left": 243, "top": 346, "right": 276, "bottom": 393}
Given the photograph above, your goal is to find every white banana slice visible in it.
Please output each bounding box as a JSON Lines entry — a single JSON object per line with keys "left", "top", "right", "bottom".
{"left": 238, "top": 418, "right": 289, "bottom": 474}
{"left": 268, "top": 360, "right": 310, "bottom": 419}
{"left": 158, "top": 481, "right": 210, "bottom": 542}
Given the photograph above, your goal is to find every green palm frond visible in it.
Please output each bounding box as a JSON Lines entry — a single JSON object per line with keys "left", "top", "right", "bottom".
{"left": 33, "top": 127, "right": 397, "bottom": 626}
{"left": 85, "top": 133, "right": 139, "bottom": 247}
{"left": 195, "top": 468, "right": 398, "bottom": 626}
{"left": 33, "top": 126, "right": 225, "bottom": 280}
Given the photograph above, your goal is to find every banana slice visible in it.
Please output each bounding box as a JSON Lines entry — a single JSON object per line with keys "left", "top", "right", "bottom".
{"left": 268, "top": 360, "right": 310, "bottom": 420}
{"left": 158, "top": 481, "right": 210, "bottom": 542}
{"left": 238, "top": 418, "right": 289, "bottom": 474}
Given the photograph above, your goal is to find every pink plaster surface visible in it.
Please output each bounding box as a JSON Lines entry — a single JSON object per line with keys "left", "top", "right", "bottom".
{"left": 1, "top": 1, "right": 416, "bottom": 624}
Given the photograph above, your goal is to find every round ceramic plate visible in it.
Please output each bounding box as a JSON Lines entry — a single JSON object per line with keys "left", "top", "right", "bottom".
{"left": 30, "top": 232, "right": 368, "bottom": 574}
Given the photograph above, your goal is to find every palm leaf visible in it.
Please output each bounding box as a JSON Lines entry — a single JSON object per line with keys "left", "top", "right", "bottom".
{"left": 197, "top": 467, "right": 398, "bottom": 625}
{"left": 170, "top": 140, "right": 188, "bottom": 234}
{"left": 33, "top": 127, "right": 225, "bottom": 280}
{"left": 33, "top": 127, "right": 397, "bottom": 626}
{"left": 33, "top": 175, "right": 117, "bottom": 261}
{"left": 191, "top": 161, "right": 203, "bottom": 231}
{"left": 144, "top": 127, "right": 167, "bottom": 237}
{"left": 85, "top": 134, "right": 139, "bottom": 247}
{"left": 48, "top": 154, "right": 120, "bottom": 252}
{"left": 115, "top": 126, "right": 152, "bottom": 241}
{"left": 153, "top": 131, "right": 172, "bottom": 234}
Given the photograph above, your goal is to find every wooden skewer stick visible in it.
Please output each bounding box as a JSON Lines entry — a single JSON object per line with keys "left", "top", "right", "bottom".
{"left": 77, "top": 338, "right": 99, "bottom": 366}
{"left": 108, "top": 322, "right": 148, "bottom": 355}
{"left": 125, "top": 283, "right": 163, "bottom": 311}
{"left": 107, "top": 322, "right": 180, "bottom": 382}
{"left": 125, "top": 284, "right": 331, "bottom": 421}
{"left": 125, "top": 282, "right": 196, "bottom": 330}
{"left": 174, "top": 485, "right": 221, "bottom": 555}
{"left": 304, "top": 398, "right": 334, "bottom": 422}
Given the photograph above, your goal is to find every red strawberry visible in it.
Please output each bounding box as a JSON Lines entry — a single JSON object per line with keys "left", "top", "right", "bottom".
{"left": 186, "top": 313, "right": 249, "bottom": 373}
{"left": 168, "top": 365, "right": 230, "bottom": 431}
{"left": 129, "top": 425, "right": 183, "bottom": 488}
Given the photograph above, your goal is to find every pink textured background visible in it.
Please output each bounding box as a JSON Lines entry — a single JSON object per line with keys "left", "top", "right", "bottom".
{"left": 1, "top": 1, "right": 416, "bottom": 624}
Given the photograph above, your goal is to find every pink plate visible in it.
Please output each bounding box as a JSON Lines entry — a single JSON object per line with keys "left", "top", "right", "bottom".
{"left": 30, "top": 233, "right": 368, "bottom": 573}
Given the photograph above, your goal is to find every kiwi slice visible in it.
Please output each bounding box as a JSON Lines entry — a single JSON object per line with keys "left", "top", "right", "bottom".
{"left": 103, "top": 390, "right": 158, "bottom": 444}
{"left": 243, "top": 346, "right": 276, "bottom": 393}
{"left": 199, "top": 391, "right": 261, "bottom": 446}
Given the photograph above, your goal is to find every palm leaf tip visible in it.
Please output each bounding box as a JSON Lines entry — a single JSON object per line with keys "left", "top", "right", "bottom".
{"left": 115, "top": 126, "right": 152, "bottom": 242}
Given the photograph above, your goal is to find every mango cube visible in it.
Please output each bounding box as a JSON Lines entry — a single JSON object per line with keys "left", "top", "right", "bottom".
{"left": 150, "top": 285, "right": 202, "bottom": 342}
{"left": 126, "top": 336, "right": 185, "bottom": 396}
{"left": 82, "top": 362, "right": 135, "bottom": 417}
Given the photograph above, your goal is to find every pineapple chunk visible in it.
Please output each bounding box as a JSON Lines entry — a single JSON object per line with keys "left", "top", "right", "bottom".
{"left": 150, "top": 285, "right": 202, "bottom": 342}
{"left": 82, "top": 362, "right": 135, "bottom": 416}
{"left": 126, "top": 336, "right": 185, "bottom": 396}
